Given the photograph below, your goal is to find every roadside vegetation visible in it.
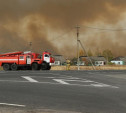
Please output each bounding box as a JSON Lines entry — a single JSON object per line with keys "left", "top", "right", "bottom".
{"left": 0, "top": 67, "right": 3, "bottom": 71}
{"left": 79, "top": 49, "right": 114, "bottom": 62}
{"left": 51, "top": 65, "right": 126, "bottom": 70}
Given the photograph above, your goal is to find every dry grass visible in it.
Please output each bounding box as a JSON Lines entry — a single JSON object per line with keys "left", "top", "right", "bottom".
{"left": 0, "top": 67, "right": 3, "bottom": 71}
{"left": 0, "top": 65, "right": 125, "bottom": 71}
{"left": 51, "top": 65, "right": 126, "bottom": 70}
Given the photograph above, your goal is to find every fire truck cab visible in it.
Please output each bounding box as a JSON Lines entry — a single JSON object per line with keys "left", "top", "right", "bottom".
{"left": 0, "top": 51, "right": 54, "bottom": 71}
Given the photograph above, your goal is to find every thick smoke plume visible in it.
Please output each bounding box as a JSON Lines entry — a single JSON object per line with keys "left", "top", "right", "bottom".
{"left": 0, "top": 0, "right": 126, "bottom": 57}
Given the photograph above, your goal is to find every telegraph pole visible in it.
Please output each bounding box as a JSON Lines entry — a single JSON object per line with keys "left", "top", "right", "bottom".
{"left": 75, "top": 25, "right": 80, "bottom": 70}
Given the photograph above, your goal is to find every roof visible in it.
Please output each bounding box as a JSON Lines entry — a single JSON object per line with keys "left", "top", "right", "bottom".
{"left": 80, "top": 56, "right": 107, "bottom": 62}
{"left": 111, "top": 56, "right": 126, "bottom": 62}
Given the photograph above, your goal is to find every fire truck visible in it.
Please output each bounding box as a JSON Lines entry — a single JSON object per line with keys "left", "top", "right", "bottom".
{"left": 0, "top": 51, "right": 55, "bottom": 71}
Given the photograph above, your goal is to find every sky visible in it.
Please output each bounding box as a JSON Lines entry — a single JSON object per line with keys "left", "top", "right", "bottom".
{"left": 0, "top": 0, "right": 126, "bottom": 57}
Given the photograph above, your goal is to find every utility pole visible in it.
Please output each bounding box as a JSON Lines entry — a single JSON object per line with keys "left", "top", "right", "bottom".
{"left": 75, "top": 25, "right": 80, "bottom": 70}
{"left": 29, "top": 42, "right": 32, "bottom": 52}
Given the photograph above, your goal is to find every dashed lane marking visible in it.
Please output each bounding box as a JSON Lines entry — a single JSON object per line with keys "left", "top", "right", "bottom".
{"left": 0, "top": 79, "right": 119, "bottom": 88}
{"left": 0, "top": 103, "right": 26, "bottom": 107}
{"left": 21, "top": 76, "right": 119, "bottom": 88}
{"left": 53, "top": 79, "right": 69, "bottom": 85}
{"left": 22, "top": 76, "right": 38, "bottom": 83}
{"left": 0, "top": 75, "right": 119, "bottom": 88}
{"left": 53, "top": 78, "right": 119, "bottom": 88}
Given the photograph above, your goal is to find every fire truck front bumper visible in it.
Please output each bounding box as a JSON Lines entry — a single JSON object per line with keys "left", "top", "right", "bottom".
{"left": 49, "top": 63, "right": 54, "bottom": 66}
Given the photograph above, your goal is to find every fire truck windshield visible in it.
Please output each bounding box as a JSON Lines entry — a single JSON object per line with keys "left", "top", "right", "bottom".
{"left": 45, "top": 54, "right": 49, "bottom": 57}
{"left": 37, "top": 55, "right": 42, "bottom": 59}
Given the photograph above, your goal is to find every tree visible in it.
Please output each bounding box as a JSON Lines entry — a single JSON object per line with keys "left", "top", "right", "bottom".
{"left": 71, "top": 57, "right": 77, "bottom": 65}
{"left": 79, "top": 49, "right": 85, "bottom": 56}
{"left": 95, "top": 49, "right": 102, "bottom": 56}
{"left": 82, "top": 58, "right": 89, "bottom": 66}
{"left": 102, "top": 49, "right": 113, "bottom": 63}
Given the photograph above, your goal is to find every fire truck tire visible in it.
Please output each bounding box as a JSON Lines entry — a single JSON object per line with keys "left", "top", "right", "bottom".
{"left": 32, "top": 63, "right": 39, "bottom": 70}
{"left": 3, "top": 64, "right": 10, "bottom": 71}
{"left": 47, "top": 66, "right": 51, "bottom": 70}
{"left": 11, "top": 64, "right": 18, "bottom": 71}
{"left": 41, "top": 63, "right": 48, "bottom": 70}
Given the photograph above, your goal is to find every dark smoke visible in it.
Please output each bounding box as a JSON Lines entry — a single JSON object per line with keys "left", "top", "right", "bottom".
{"left": 0, "top": 0, "right": 126, "bottom": 57}
{"left": 27, "top": 20, "right": 58, "bottom": 54}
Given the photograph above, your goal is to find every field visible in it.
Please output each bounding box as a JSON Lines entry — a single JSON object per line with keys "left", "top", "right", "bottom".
{"left": 51, "top": 65, "right": 126, "bottom": 70}
{"left": 0, "top": 66, "right": 126, "bottom": 71}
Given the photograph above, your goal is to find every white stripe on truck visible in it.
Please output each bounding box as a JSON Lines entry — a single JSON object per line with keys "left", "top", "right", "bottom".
{"left": 0, "top": 59, "right": 24, "bottom": 61}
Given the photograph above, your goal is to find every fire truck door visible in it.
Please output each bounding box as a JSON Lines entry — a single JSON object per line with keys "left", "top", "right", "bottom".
{"left": 26, "top": 55, "right": 31, "bottom": 64}
{"left": 44, "top": 54, "right": 50, "bottom": 63}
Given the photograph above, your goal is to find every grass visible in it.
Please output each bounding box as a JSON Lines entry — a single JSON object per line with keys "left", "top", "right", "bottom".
{"left": 51, "top": 65, "right": 126, "bottom": 70}
{"left": 0, "top": 67, "right": 3, "bottom": 71}
{"left": 0, "top": 65, "right": 125, "bottom": 71}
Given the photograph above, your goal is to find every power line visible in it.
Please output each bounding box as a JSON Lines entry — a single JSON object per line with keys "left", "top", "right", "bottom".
{"left": 82, "top": 25, "right": 126, "bottom": 31}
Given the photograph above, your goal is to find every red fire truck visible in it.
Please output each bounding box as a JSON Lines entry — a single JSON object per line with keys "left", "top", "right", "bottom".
{"left": 0, "top": 51, "right": 55, "bottom": 71}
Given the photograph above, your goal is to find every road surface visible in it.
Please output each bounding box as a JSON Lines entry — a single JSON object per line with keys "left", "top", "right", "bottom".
{"left": 0, "top": 70, "right": 126, "bottom": 113}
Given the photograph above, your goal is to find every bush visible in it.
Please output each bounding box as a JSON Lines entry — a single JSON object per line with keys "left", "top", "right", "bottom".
{"left": 108, "top": 62, "right": 115, "bottom": 65}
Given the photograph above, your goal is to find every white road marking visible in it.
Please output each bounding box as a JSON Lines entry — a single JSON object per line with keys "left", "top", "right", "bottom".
{"left": 53, "top": 79, "right": 69, "bottom": 84}
{"left": 0, "top": 79, "right": 119, "bottom": 88}
{"left": 65, "top": 77, "right": 80, "bottom": 79}
{"left": 0, "top": 74, "right": 119, "bottom": 88}
{"left": 64, "top": 80, "right": 93, "bottom": 82}
{"left": 91, "top": 84, "right": 118, "bottom": 88}
{"left": 22, "top": 76, "right": 38, "bottom": 82}
{"left": 53, "top": 78, "right": 119, "bottom": 88}
{"left": 0, "top": 103, "right": 25, "bottom": 107}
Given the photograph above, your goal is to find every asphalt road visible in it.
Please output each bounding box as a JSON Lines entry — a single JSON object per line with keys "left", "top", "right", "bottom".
{"left": 0, "top": 70, "right": 126, "bottom": 113}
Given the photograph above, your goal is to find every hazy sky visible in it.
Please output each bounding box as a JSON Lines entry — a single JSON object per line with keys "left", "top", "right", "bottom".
{"left": 0, "top": 0, "right": 126, "bottom": 57}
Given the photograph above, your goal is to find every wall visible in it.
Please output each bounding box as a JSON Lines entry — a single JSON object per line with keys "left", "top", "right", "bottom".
{"left": 111, "top": 61, "right": 124, "bottom": 65}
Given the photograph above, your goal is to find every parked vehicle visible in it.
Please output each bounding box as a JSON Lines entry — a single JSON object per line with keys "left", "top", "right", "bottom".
{"left": 0, "top": 51, "right": 55, "bottom": 71}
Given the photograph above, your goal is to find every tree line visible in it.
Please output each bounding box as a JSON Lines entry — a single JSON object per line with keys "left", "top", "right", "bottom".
{"left": 71, "top": 49, "right": 114, "bottom": 65}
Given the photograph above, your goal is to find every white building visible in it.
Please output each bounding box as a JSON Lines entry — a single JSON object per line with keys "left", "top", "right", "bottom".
{"left": 111, "top": 56, "right": 126, "bottom": 65}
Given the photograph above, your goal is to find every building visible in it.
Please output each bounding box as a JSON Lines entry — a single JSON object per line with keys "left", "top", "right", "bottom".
{"left": 53, "top": 55, "right": 65, "bottom": 66}
{"left": 111, "top": 56, "right": 126, "bottom": 65}
{"left": 79, "top": 56, "right": 107, "bottom": 66}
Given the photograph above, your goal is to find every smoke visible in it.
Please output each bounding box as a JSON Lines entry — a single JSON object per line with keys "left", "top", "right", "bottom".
{"left": 0, "top": 0, "right": 126, "bottom": 57}
{"left": 26, "top": 19, "right": 58, "bottom": 54}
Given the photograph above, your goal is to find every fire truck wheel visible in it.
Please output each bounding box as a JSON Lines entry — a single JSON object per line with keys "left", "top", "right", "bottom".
{"left": 32, "top": 63, "right": 39, "bottom": 70}
{"left": 3, "top": 64, "right": 10, "bottom": 71}
{"left": 11, "top": 64, "right": 18, "bottom": 71}
{"left": 41, "top": 63, "right": 48, "bottom": 70}
{"left": 47, "top": 66, "right": 51, "bottom": 70}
